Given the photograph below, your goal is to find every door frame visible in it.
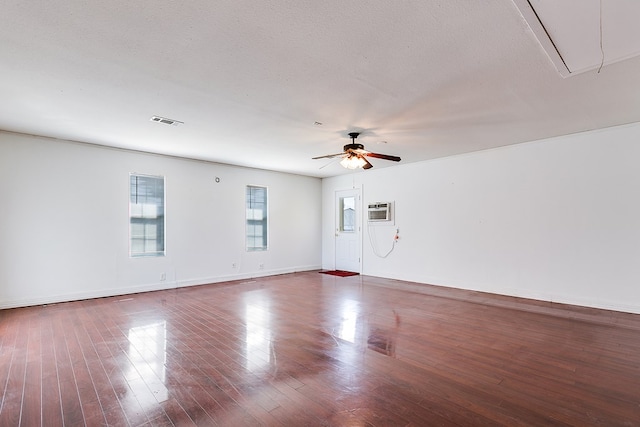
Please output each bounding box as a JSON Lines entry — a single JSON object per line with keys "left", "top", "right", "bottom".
{"left": 334, "top": 188, "right": 362, "bottom": 273}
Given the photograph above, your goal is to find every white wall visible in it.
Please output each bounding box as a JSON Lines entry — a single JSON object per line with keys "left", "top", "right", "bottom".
{"left": 0, "top": 131, "right": 321, "bottom": 308}
{"left": 322, "top": 122, "right": 640, "bottom": 314}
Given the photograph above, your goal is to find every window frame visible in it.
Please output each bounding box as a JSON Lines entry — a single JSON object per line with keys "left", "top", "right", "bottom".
{"left": 245, "top": 185, "right": 268, "bottom": 252}
{"left": 339, "top": 195, "right": 356, "bottom": 232}
{"left": 129, "top": 173, "right": 166, "bottom": 258}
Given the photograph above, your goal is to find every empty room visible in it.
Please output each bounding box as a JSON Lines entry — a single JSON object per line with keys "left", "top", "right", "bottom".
{"left": 1, "top": 1, "right": 640, "bottom": 426}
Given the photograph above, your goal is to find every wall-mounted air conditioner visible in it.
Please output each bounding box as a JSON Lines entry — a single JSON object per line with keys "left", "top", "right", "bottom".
{"left": 368, "top": 202, "right": 392, "bottom": 222}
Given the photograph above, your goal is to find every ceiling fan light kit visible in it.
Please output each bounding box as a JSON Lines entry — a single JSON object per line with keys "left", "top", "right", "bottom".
{"left": 313, "top": 132, "right": 401, "bottom": 170}
{"left": 340, "top": 155, "right": 367, "bottom": 169}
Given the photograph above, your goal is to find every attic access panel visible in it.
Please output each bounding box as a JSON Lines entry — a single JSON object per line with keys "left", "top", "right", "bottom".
{"left": 513, "top": 0, "right": 640, "bottom": 77}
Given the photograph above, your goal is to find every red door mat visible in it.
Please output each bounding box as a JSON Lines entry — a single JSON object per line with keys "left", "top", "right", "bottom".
{"left": 319, "top": 270, "right": 359, "bottom": 277}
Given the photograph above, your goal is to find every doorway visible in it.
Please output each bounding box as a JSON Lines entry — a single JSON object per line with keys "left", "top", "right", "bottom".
{"left": 335, "top": 189, "right": 361, "bottom": 272}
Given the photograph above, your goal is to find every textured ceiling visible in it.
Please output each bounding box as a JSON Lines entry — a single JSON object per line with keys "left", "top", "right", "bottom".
{"left": 1, "top": 1, "right": 640, "bottom": 177}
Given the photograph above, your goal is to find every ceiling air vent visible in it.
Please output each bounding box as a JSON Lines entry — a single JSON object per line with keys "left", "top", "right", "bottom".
{"left": 150, "top": 116, "right": 184, "bottom": 126}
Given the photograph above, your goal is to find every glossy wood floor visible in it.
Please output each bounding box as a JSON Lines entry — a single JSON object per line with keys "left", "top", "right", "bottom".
{"left": 1, "top": 272, "right": 640, "bottom": 426}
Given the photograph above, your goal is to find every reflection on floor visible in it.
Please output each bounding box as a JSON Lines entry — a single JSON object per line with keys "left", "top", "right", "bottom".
{"left": 1, "top": 271, "right": 640, "bottom": 425}
{"left": 367, "top": 310, "right": 400, "bottom": 357}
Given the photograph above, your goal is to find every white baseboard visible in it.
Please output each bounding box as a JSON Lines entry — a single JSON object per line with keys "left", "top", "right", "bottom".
{"left": 174, "top": 265, "right": 319, "bottom": 288}
{"left": 368, "top": 272, "right": 640, "bottom": 315}
{"left": 0, "top": 265, "right": 321, "bottom": 310}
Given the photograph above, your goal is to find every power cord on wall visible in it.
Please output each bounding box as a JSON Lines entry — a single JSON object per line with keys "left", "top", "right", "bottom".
{"left": 367, "top": 225, "right": 399, "bottom": 258}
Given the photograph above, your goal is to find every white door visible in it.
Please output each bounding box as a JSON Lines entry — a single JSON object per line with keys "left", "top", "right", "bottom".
{"left": 335, "top": 189, "right": 361, "bottom": 272}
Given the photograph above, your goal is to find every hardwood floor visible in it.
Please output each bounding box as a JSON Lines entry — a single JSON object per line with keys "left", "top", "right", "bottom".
{"left": 1, "top": 272, "right": 640, "bottom": 426}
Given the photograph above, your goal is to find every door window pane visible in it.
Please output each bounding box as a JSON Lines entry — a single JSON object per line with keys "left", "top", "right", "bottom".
{"left": 340, "top": 196, "right": 355, "bottom": 232}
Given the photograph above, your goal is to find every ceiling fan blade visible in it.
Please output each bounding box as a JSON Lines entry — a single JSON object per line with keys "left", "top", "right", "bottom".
{"left": 312, "top": 152, "right": 346, "bottom": 160}
{"left": 365, "top": 152, "right": 401, "bottom": 162}
{"left": 362, "top": 156, "right": 373, "bottom": 169}
{"left": 319, "top": 155, "right": 347, "bottom": 169}
{"left": 319, "top": 159, "right": 337, "bottom": 169}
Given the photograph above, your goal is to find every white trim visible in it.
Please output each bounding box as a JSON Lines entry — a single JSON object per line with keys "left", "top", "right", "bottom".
{"left": 129, "top": 172, "right": 166, "bottom": 258}
{"left": 375, "top": 272, "right": 640, "bottom": 315}
{"left": 245, "top": 184, "right": 269, "bottom": 252}
{"left": 0, "top": 265, "right": 320, "bottom": 310}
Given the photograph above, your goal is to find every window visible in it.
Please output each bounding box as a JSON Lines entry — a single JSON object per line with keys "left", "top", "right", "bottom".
{"left": 340, "top": 196, "right": 355, "bottom": 232}
{"left": 130, "top": 174, "right": 165, "bottom": 257}
{"left": 246, "top": 185, "right": 268, "bottom": 251}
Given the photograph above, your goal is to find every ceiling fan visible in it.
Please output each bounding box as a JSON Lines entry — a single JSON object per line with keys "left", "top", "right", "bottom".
{"left": 312, "top": 132, "right": 401, "bottom": 169}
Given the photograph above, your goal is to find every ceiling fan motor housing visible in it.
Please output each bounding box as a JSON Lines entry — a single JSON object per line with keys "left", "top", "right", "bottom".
{"left": 344, "top": 143, "right": 364, "bottom": 152}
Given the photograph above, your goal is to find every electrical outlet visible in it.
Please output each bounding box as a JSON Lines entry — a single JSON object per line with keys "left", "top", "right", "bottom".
{"left": 232, "top": 263, "right": 237, "bottom": 269}
{"left": 259, "top": 263, "right": 264, "bottom": 270}
{"left": 160, "top": 272, "right": 166, "bottom": 281}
